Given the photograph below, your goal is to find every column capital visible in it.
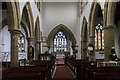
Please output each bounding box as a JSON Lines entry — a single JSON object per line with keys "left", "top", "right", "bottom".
{"left": 8, "top": 28, "right": 21, "bottom": 34}
{"left": 103, "top": 24, "right": 116, "bottom": 30}
{"left": 27, "top": 37, "right": 34, "bottom": 41}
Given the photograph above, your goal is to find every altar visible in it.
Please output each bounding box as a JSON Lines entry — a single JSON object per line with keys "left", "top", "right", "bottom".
{"left": 56, "top": 53, "right": 65, "bottom": 65}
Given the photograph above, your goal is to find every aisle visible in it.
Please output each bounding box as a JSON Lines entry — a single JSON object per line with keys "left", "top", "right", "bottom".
{"left": 53, "top": 66, "right": 75, "bottom": 80}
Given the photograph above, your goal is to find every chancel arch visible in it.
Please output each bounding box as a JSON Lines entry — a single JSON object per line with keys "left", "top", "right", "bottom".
{"left": 47, "top": 24, "right": 76, "bottom": 55}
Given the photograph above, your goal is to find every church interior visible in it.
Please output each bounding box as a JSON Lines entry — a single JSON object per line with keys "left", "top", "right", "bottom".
{"left": 0, "top": 0, "right": 120, "bottom": 80}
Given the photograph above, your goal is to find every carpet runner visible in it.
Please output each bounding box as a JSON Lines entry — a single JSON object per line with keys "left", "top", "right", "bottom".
{"left": 53, "top": 66, "right": 75, "bottom": 80}
{"left": 57, "top": 61, "right": 64, "bottom": 64}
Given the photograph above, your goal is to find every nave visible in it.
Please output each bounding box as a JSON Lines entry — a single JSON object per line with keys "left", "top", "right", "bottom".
{"left": 53, "top": 65, "right": 74, "bottom": 80}
{"left": 1, "top": 0, "right": 120, "bottom": 80}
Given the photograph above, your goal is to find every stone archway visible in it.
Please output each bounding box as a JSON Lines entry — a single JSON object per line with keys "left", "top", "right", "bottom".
{"left": 103, "top": 2, "right": 117, "bottom": 61}
{"left": 35, "top": 16, "right": 41, "bottom": 41}
{"left": 21, "top": 21, "right": 30, "bottom": 38}
{"left": 88, "top": 2, "right": 103, "bottom": 61}
{"left": 34, "top": 16, "right": 41, "bottom": 60}
{"left": 21, "top": 2, "right": 35, "bottom": 62}
{"left": 81, "top": 17, "right": 88, "bottom": 59}
{"left": 22, "top": 2, "right": 34, "bottom": 38}
{"left": 47, "top": 24, "right": 76, "bottom": 53}
{"left": 5, "top": 2, "right": 20, "bottom": 67}
{"left": 104, "top": 1, "right": 120, "bottom": 60}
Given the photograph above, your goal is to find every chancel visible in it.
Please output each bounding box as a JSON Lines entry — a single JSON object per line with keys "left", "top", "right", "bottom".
{"left": 0, "top": 0, "right": 120, "bottom": 80}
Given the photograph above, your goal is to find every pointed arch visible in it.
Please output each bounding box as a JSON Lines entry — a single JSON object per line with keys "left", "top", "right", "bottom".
{"left": 6, "top": 2, "right": 19, "bottom": 30}
{"left": 0, "top": 2, "right": 20, "bottom": 31}
{"left": 15, "top": 2, "right": 21, "bottom": 29}
{"left": 35, "top": 16, "right": 41, "bottom": 41}
{"left": 21, "top": 2, "right": 34, "bottom": 38}
{"left": 107, "top": 2, "right": 117, "bottom": 26}
{"left": 88, "top": 2, "right": 103, "bottom": 61}
{"left": 81, "top": 17, "right": 88, "bottom": 59}
{"left": 104, "top": 1, "right": 120, "bottom": 60}
{"left": 81, "top": 17, "right": 88, "bottom": 41}
{"left": 34, "top": 16, "right": 41, "bottom": 60}
{"left": 47, "top": 24, "right": 76, "bottom": 47}
{"left": 103, "top": 2, "right": 108, "bottom": 27}
{"left": 88, "top": 2, "right": 103, "bottom": 37}
{"left": 20, "top": 21, "right": 30, "bottom": 38}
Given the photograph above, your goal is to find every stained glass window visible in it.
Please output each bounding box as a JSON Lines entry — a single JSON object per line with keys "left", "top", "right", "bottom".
{"left": 54, "top": 31, "right": 67, "bottom": 52}
{"left": 95, "top": 24, "right": 104, "bottom": 50}
{"left": 18, "top": 34, "right": 25, "bottom": 52}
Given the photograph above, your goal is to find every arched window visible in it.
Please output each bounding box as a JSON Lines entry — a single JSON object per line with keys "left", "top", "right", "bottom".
{"left": 18, "top": 34, "right": 25, "bottom": 52}
{"left": 54, "top": 31, "right": 67, "bottom": 52}
{"left": 95, "top": 24, "right": 104, "bottom": 50}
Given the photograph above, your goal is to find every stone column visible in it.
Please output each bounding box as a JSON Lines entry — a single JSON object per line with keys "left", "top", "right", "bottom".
{"left": 35, "top": 41, "right": 41, "bottom": 60}
{"left": 104, "top": 25, "right": 115, "bottom": 61}
{"left": 81, "top": 40, "right": 87, "bottom": 60}
{"left": 9, "top": 30, "right": 19, "bottom": 67}
{"left": 27, "top": 37, "right": 33, "bottom": 62}
{"left": 88, "top": 36, "right": 95, "bottom": 61}
{"left": 38, "top": 41, "right": 41, "bottom": 60}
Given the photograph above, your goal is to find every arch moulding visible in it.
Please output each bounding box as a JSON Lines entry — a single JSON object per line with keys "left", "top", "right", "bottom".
{"left": 47, "top": 24, "right": 76, "bottom": 48}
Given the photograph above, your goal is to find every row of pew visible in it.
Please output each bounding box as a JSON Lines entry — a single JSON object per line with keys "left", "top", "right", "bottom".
{"left": 2, "top": 60, "right": 55, "bottom": 80}
{"left": 66, "top": 59, "right": 120, "bottom": 80}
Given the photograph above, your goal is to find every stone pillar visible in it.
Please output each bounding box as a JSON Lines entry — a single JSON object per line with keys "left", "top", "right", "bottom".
{"left": 81, "top": 40, "right": 87, "bottom": 60}
{"left": 35, "top": 41, "right": 41, "bottom": 60}
{"left": 104, "top": 25, "right": 115, "bottom": 61}
{"left": 38, "top": 41, "right": 41, "bottom": 59}
{"left": 9, "top": 30, "right": 19, "bottom": 67}
{"left": 27, "top": 37, "right": 33, "bottom": 62}
{"left": 88, "top": 36, "right": 95, "bottom": 61}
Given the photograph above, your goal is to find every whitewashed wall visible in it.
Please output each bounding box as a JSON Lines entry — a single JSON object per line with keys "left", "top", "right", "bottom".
{"left": 1, "top": 26, "right": 11, "bottom": 53}
{"left": 0, "top": 25, "right": 28, "bottom": 61}
{"left": 41, "top": 2, "right": 79, "bottom": 40}
{"left": 0, "top": 26, "right": 11, "bottom": 61}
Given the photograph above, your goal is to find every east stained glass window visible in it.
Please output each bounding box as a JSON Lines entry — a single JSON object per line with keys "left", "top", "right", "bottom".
{"left": 18, "top": 34, "right": 25, "bottom": 52}
{"left": 95, "top": 24, "right": 104, "bottom": 50}
{"left": 54, "top": 31, "right": 67, "bottom": 52}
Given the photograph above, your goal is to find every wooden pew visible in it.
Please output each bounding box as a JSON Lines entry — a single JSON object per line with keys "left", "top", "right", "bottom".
{"left": 2, "top": 66, "right": 47, "bottom": 80}
{"left": 85, "top": 67, "right": 120, "bottom": 80}
{"left": 2, "top": 73, "right": 42, "bottom": 80}
{"left": 66, "top": 59, "right": 96, "bottom": 80}
{"left": 30, "top": 60, "right": 55, "bottom": 79}
{"left": 2, "top": 60, "right": 55, "bottom": 80}
{"left": 93, "top": 72, "right": 120, "bottom": 80}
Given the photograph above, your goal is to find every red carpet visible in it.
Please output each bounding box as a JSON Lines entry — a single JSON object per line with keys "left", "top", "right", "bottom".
{"left": 53, "top": 66, "right": 75, "bottom": 80}
{"left": 57, "top": 61, "right": 64, "bottom": 64}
